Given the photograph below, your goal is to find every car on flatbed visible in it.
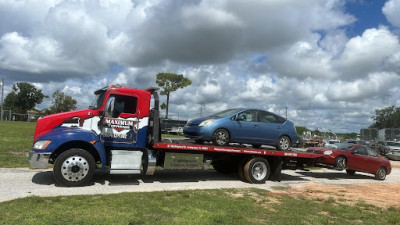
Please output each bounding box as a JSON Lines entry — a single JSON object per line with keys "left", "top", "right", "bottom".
{"left": 307, "top": 143, "right": 391, "bottom": 180}
{"left": 183, "top": 108, "right": 300, "bottom": 151}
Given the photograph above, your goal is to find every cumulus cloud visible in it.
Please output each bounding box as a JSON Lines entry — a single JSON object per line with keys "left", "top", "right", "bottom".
{"left": 383, "top": 0, "right": 400, "bottom": 27}
{"left": 336, "top": 27, "right": 400, "bottom": 79}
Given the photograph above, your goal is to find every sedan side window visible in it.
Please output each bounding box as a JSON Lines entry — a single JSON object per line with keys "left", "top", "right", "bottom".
{"left": 257, "top": 110, "right": 281, "bottom": 123}
{"left": 367, "top": 148, "right": 378, "bottom": 157}
{"left": 237, "top": 110, "right": 257, "bottom": 122}
{"left": 351, "top": 146, "right": 367, "bottom": 156}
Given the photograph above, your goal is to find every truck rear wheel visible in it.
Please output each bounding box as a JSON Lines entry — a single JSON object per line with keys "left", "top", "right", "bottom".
{"left": 243, "top": 157, "right": 270, "bottom": 184}
{"left": 53, "top": 148, "right": 96, "bottom": 187}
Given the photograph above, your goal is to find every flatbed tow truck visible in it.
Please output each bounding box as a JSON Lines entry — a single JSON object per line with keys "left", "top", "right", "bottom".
{"left": 29, "top": 85, "right": 321, "bottom": 187}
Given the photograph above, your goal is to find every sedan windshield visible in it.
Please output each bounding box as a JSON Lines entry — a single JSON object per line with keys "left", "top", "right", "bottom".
{"left": 333, "top": 143, "right": 354, "bottom": 150}
{"left": 89, "top": 91, "right": 106, "bottom": 109}
{"left": 387, "top": 142, "right": 400, "bottom": 147}
{"left": 209, "top": 108, "right": 242, "bottom": 118}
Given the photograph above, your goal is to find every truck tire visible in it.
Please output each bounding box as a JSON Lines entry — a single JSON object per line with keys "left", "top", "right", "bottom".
{"left": 277, "top": 136, "right": 290, "bottom": 151}
{"left": 243, "top": 157, "right": 270, "bottom": 184}
{"left": 212, "top": 129, "right": 230, "bottom": 146}
{"left": 53, "top": 148, "right": 96, "bottom": 187}
{"left": 237, "top": 158, "right": 248, "bottom": 181}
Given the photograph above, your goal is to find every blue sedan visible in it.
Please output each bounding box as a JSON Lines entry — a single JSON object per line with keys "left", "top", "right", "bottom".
{"left": 183, "top": 108, "right": 300, "bottom": 151}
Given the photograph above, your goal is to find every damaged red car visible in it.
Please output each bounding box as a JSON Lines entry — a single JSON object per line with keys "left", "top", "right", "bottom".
{"left": 307, "top": 143, "right": 391, "bottom": 180}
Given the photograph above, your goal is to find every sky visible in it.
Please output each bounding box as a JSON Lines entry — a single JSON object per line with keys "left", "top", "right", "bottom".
{"left": 1, "top": 0, "right": 400, "bottom": 133}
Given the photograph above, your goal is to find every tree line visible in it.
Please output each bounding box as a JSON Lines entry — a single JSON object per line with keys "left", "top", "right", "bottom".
{"left": 3, "top": 82, "right": 77, "bottom": 115}
{"left": 370, "top": 106, "right": 400, "bottom": 129}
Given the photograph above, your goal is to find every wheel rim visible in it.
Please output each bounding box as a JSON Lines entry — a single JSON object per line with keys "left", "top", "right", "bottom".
{"left": 216, "top": 131, "right": 228, "bottom": 145}
{"left": 61, "top": 155, "right": 90, "bottom": 182}
{"left": 251, "top": 162, "right": 267, "bottom": 181}
{"left": 279, "top": 137, "right": 289, "bottom": 150}
{"left": 378, "top": 168, "right": 386, "bottom": 179}
{"left": 337, "top": 158, "right": 345, "bottom": 170}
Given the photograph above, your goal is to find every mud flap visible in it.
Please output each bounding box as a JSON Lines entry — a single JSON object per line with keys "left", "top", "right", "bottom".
{"left": 269, "top": 156, "right": 282, "bottom": 182}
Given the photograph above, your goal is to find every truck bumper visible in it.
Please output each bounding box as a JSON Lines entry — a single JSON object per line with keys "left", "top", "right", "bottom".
{"left": 29, "top": 150, "right": 51, "bottom": 169}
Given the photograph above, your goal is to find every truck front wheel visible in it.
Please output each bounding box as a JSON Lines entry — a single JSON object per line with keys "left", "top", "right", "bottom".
{"left": 53, "top": 148, "right": 96, "bottom": 187}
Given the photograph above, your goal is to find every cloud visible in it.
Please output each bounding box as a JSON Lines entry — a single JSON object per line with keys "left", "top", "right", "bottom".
{"left": 336, "top": 27, "right": 400, "bottom": 79}
{"left": 383, "top": 0, "right": 400, "bottom": 27}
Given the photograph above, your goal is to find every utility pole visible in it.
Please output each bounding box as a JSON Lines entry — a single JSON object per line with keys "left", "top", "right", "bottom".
{"left": 285, "top": 106, "right": 288, "bottom": 119}
{"left": 0, "top": 77, "right": 4, "bottom": 121}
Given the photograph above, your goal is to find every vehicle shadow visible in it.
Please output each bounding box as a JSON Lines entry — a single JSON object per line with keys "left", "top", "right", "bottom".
{"left": 31, "top": 169, "right": 315, "bottom": 187}
{"left": 294, "top": 171, "right": 374, "bottom": 180}
{"left": 31, "top": 169, "right": 244, "bottom": 186}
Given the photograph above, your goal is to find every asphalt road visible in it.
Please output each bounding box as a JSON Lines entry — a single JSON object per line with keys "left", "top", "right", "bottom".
{"left": 1, "top": 161, "right": 399, "bottom": 202}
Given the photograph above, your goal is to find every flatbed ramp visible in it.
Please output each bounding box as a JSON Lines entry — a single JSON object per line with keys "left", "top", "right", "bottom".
{"left": 153, "top": 140, "right": 321, "bottom": 159}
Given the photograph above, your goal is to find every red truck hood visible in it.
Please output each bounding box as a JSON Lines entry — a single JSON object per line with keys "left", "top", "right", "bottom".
{"left": 34, "top": 109, "right": 97, "bottom": 141}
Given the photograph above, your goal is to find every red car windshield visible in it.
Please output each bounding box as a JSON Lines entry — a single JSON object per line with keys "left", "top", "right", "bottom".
{"left": 333, "top": 143, "right": 354, "bottom": 150}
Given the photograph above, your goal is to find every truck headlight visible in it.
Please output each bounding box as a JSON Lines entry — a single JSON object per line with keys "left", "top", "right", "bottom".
{"left": 33, "top": 140, "right": 51, "bottom": 150}
{"left": 199, "top": 119, "right": 216, "bottom": 126}
{"left": 323, "top": 150, "right": 332, "bottom": 155}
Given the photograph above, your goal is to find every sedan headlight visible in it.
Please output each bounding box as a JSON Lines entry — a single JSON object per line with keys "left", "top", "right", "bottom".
{"left": 199, "top": 119, "right": 216, "bottom": 126}
{"left": 33, "top": 140, "right": 51, "bottom": 150}
{"left": 323, "top": 150, "right": 333, "bottom": 155}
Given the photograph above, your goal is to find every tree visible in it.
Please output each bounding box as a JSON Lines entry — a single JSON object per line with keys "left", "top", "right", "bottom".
{"left": 45, "top": 90, "right": 77, "bottom": 114}
{"left": 370, "top": 106, "right": 400, "bottom": 129}
{"left": 4, "top": 82, "right": 47, "bottom": 113}
{"left": 156, "top": 73, "right": 192, "bottom": 119}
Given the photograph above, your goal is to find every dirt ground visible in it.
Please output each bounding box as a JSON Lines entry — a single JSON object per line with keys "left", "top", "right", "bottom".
{"left": 276, "top": 161, "right": 400, "bottom": 208}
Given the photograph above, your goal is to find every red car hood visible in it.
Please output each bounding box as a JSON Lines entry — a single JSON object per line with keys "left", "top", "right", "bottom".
{"left": 34, "top": 109, "right": 97, "bottom": 141}
{"left": 306, "top": 147, "right": 334, "bottom": 154}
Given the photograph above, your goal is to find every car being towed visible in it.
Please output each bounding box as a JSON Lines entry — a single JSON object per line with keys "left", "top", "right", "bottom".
{"left": 307, "top": 143, "right": 392, "bottom": 180}
{"left": 183, "top": 108, "right": 300, "bottom": 151}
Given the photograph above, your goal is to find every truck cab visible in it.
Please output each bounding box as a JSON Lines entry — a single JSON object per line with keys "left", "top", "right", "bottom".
{"left": 29, "top": 85, "right": 160, "bottom": 186}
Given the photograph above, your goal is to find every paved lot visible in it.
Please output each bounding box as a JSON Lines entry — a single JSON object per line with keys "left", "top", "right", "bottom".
{"left": 1, "top": 161, "right": 399, "bottom": 202}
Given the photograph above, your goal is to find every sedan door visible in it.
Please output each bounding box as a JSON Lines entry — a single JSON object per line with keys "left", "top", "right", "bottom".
{"left": 255, "top": 110, "right": 283, "bottom": 144}
{"left": 230, "top": 110, "right": 259, "bottom": 142}
{"left": 347, "top": 146, "right": 369, "bottom": 171}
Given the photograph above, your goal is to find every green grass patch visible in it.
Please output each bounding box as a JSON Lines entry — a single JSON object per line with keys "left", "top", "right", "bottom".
{"left": 270, "top": 186, "right": 290, "bottom": 191}
{"left": 0, "top": 121, "right": 35, "bottom": 168}
{"left": 0, "top": 188, "right": 399, "bottom": 225}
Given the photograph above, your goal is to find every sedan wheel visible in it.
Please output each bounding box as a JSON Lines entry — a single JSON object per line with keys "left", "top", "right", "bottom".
{"left": 375, "top": 167, "right": 387, "bottom": 180}
{"left": 277, "top": 136, "right": 290, "bottom": 151}
{"left": 335, "top": 157, "right": 346, "bottom": 171}
{"left": 212, "top": 129, "right": 230, "bottom": 146}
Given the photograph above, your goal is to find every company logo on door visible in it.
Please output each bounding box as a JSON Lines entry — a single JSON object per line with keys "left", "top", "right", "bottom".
{"left": 104, "top": 118, "right": 136, "bottom": 132}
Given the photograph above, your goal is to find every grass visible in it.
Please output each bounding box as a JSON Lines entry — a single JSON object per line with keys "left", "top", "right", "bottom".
{"left": 0, "top": 188, "right": 399, "bottom": 225}
{"left": 0, "top": 121, "right": 35, "bottom": 168}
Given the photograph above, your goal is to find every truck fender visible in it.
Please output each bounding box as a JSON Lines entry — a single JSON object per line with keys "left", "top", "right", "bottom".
{"left": 38, "top": 126, "right": 107, "bottom": 170}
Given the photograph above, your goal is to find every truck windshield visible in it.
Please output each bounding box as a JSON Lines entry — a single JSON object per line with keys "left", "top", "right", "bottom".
{"left": 89, "top": 91, "right": 106, "bottom": 109}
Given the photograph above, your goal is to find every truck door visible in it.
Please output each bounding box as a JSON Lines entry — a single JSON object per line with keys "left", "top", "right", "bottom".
{"left": 100, "top": 94, "right": 140, "bottom": 148}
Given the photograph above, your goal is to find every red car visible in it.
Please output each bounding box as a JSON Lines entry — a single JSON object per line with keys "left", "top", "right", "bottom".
{"left": 307, "top": 143, "right": 391, "bottom": 180}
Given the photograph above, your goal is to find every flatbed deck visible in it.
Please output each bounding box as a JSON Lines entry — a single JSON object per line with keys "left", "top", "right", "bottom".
{"left": 153, "top": 139, "right": 321, "bottom": 159}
